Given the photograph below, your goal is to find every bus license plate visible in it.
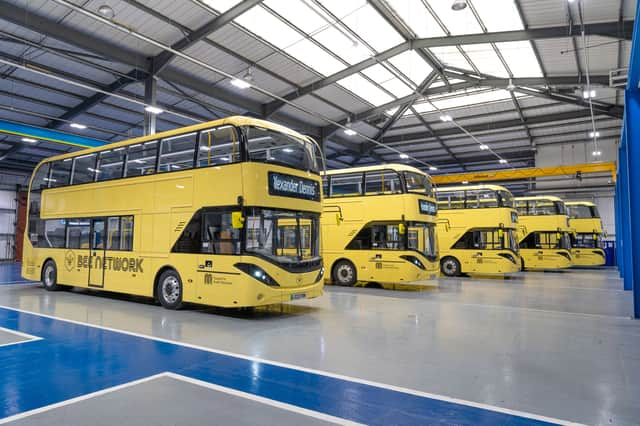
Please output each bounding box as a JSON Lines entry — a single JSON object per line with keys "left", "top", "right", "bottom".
{"left": 291, "top": 293, "right": 306, "bottom": 300}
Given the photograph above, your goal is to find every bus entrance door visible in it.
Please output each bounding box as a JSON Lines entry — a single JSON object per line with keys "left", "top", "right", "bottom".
{"left": 88, "top": 218, "right": 105, "bottom": 288}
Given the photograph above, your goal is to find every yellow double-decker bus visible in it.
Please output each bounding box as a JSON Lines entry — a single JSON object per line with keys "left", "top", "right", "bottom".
{"left": 435, "top": 185, "right": 520, "bottom": 277}
{"left": 321, "top": 165, "right": 439, "bottom": 286}
{"left": 22, "top": 116, "right": 325, "bottom": 309}
{"left": 514, "top": 196, "right": 572, "bottom": 270}
{"left": 566, "top": 201, "right": 606, "bottom": 266}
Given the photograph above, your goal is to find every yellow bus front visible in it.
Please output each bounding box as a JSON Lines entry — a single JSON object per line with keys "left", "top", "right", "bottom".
{"left": 567, "top": 202, "right": 606, "bottom": 266}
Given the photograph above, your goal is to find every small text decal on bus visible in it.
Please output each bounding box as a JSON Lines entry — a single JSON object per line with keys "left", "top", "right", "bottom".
{"left": 268, "top": 172, "right": 320, "bottom": 202}
{"left": 419, "top": 199, "right": 437, "bottom": 216}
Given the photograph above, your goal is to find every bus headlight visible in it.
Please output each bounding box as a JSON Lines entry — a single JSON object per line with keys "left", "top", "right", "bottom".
{"left": 314, "top": 267, "right": 325, "bottom": 283}
{"left": 497, "top": 253, "right": 517, "bottom": 264}
{"left": 399, "top": 255, "right": 425, "bottom": 270}
{"left": 234, "top": 263, "right": 279, "bottom": 287}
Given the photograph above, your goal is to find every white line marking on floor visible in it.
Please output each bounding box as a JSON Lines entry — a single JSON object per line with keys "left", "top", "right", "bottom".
{"left": 0, "top": 305, "right": 583, "bottom": 425}
{"left": 165, "top": 373, "right": 363, "bottom": 425}
{"left": 0, "top": 326, "right": 42, "bottom": 348}
{"left": 0, "top": 373, "right": 167, "bottom": 424}
{"left": 0, "top": 281, "right": 39, "bottom": 286}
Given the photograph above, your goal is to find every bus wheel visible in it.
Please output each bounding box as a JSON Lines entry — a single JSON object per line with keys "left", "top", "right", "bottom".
{"left": 42, "top": 260, "right": 61, "bottom": 291}
{"left": 520, "top": 258, "right": 526, "bottom": 271}
{"left": 332, "top": 260, "right": 357, "bottom": 286}
{"left": 157, "top": 269, "right": 184, "bottom": 310}
{"left": 441, "top": 257, "right": 461, "bottom": 277}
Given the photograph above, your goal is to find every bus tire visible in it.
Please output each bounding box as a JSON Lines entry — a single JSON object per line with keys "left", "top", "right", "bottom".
{"left": 42, "top": 260, "right": 61, "bottom": 291}
{"left": 157, "top": 269, "right": 184, "bottom": 310}
{"left": 441, "top": 257, "right": 461, "bottom": 277}
{"left": 521, "top": 258, "right": 526, "bottom": 271}
{"left": 332, "top": 260, "right": 357, "bottom": 286}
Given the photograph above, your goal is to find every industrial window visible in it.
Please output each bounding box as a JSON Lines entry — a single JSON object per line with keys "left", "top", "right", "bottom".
{"left": 365, "top": 170, "right": 402, "bottom": 195}
{"left": 158, "top": 132, "right": 197, "bottom": 173}
{"left": 66, "top": 219, "right": 91, "bottom": 249}
{"left": 71, "top": 153, "right": 97, "bottom": 184}
{"left": 197, "top": 126, "right": 240, "bottom": 167}
{"left": 329, "top": 173, "right": 363, "bottom": 197}
{"left": 96, "top": 148, "right": 126, "bottom": 181}
{"left": 43, "top": 220, "right": 66, "bottom": 248}
{"left": 48, "top": 158, "right": 73, "bottom": 188}
{"left": 125, "top": 141, "right": 158, "bottom": 177}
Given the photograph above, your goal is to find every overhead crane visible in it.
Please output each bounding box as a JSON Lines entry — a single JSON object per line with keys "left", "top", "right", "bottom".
{"left": 431, "top": 162, "right": 617, "bottom": 185}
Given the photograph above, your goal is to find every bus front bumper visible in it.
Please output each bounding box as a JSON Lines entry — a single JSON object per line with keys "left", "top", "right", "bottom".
{"left": 571, "top": 249, "right": 606, "bottom": 267}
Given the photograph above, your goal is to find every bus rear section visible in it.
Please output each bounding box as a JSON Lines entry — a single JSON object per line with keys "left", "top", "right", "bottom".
{"left": 515, "top": 197, "right": 573, "bottom": 270}
{"left": 567, "top": 201, "right": 606, "bottom": 267}
{"left": 322, "top": 166, "right": 439, "bottom": 287}
{"left": 436, "top": 185, "right": 521, "bottom": 277}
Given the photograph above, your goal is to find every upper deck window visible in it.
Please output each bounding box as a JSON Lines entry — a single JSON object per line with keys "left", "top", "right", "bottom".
{"left": 71, "top": 153, "right": 98, "bottom": 184}
{"left": 48, "top": 158, "right": 72, "bottom": 188}
{"left": 437, "top": 189, "right": 511, "bottom": 209}
{"left": 96, "top": 148, "right": 126, "bottom": 181}
{"left": 329, "top": 173, "right": 363, "bottom": 197}
{"left": 197, "top": 126, "right": 240, "bottom": 167}
{"left": 569, "top": 205, "right": 599, "bottom": 219}
{"left": 365, "top": 170, "right": 402, "bottom": 195}
{"left": 245, "top": 126, "right": 320, "bottom": 174}
{"left": 516, "top": 199, "right": 566, "bottom": 216}
{"left": 124, "top": 141, "right": 159, "bottom": 177}
{"left": 158, "top": 132, "right": 197, "bottom": 173}
{"left": 404, "top": 172, "right": 434, "bottom": 197}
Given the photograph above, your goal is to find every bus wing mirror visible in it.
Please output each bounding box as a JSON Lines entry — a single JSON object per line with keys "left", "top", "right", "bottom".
{"left": 232, "top": 212, "right": 245, "bottom": 229}
{"left": 398, "top": 223, "right": 406, "bottom": 234}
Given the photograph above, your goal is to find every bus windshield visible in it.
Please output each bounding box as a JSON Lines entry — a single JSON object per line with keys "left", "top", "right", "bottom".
{"left": 407, "top": 223, "right": 437, "bottom": 260}
{"left": 404, "top": 172, "right": 434, "bottom": 197}
{"left": 245, "top": 208, "right": 320, "bottom": 264}
{"left": 244, "top": 126, "right": 321, "bottom": 174}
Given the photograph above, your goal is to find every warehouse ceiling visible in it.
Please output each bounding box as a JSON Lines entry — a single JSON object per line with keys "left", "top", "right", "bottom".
{"left": 0, "top": 0, "right": 634, "bottom": 181}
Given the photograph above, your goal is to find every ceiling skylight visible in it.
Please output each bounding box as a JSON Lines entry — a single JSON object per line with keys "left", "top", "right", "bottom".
{"left": 431, "top": 89, "right": 517, "bottom": 110}
{"left": 362, "top": 64, "right": 414, "bottom": 98}
{"left": 319, "top": 1, "right": 404, "bottom": 52}
{"left": 388, "top": 51, "right": 433, "bottom": 85}
{"left": 497, "top": 41, "right": 544, "bottom": 77}
{"left": 338, "top": 74, "right": 395, "bottom": 106}
{"left": 235, "top": 5, "right": 345, "bottom": 76}
{"left": 471, "top": 0, "right": 524, "bottom": 32}
{"left": 461, "top": 44, "right": 509, "bottom": 78}
{"left": 429, "top": 46, "right": 472, "bottom": 70}
{"left": 200, "top": 0, "right": 242, "bottom": 14}
{"left": 426, "top": 0, "right": 482, "bottom": 35}
{"left": 385, "top": 0, "right": 446, "bottom": 38}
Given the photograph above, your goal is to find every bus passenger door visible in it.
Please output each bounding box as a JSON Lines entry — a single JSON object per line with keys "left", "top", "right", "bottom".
{"left": 88, "top": 218, "right": 105, "bottom": 288}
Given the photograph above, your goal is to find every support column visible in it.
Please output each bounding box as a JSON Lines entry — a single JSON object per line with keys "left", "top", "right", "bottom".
{"left": 143, "top": 75, "right": 157, "bottom": 136}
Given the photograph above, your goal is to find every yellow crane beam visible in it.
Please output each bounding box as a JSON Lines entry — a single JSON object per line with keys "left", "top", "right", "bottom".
{"left": 432, "top": 162, "right": 617, "bottom": 185}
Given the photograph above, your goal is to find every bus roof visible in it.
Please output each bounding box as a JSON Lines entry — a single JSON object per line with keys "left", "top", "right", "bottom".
{"left": 435, "top": 184, "right": 510, "bottom": 192}
{"left": 34, "top": 116, "right": 311, "bottom": 164}
{"left": 324, "top": 164, "right": 427, "bottom": 176}
{"left": 514, "top": 195, "right": 565, "bottom": 202}
{"left": 565, "top": 201, "right": 596, "bottom": 207}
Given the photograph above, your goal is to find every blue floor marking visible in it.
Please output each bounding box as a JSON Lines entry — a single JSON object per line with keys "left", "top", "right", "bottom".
{"left": 0, "top": 307, "right": 569, "bottom": 425}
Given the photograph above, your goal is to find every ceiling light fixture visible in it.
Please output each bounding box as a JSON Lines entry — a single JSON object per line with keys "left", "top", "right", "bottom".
{"left": 231, "top": 78, "right": 251, "bottom": 89}
{"left": 506, "top": 78, "right": 516, "bottom": 91}
{"left": 589, "top": 131, "right": 600, "bottom": 138}
{"left": 592, "top": 150, "right": 602, "bottom": 156}
{"left": 98, "top": 4, "right": 114, "bottom": 19}
{"left": 344, "top": 117, "right": 357, "bottom": 136}
{"left": 499, "top": 159, "right": 508, "bottom": 164}
{"left": 144, "top": 105, "right": 163, "bottom": 114}
{"left": 479, "top": 144, "right": 489, "bottom": 150}
{"left": 399, "top": 153, "right": 409, "bottom": 159}
{"left": 451, "top": 0, "right": 468, "bottom": 11}
{"left": 21, "top": 137, "right": 37, "bottom": 143}
{"left": 429, "top": 166, "right": 438, "bottom": 171}
{"left": 70, "top": 123, "right": 87, "bottom": 129}
{"left": 440, "top": 114, "right": 453, "bottom": 122}
{"left": 583, "top": 89, "right": 596, "bottom": 99}
{"left": 462, "top": 180, "right": 469, "bottom": 184}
